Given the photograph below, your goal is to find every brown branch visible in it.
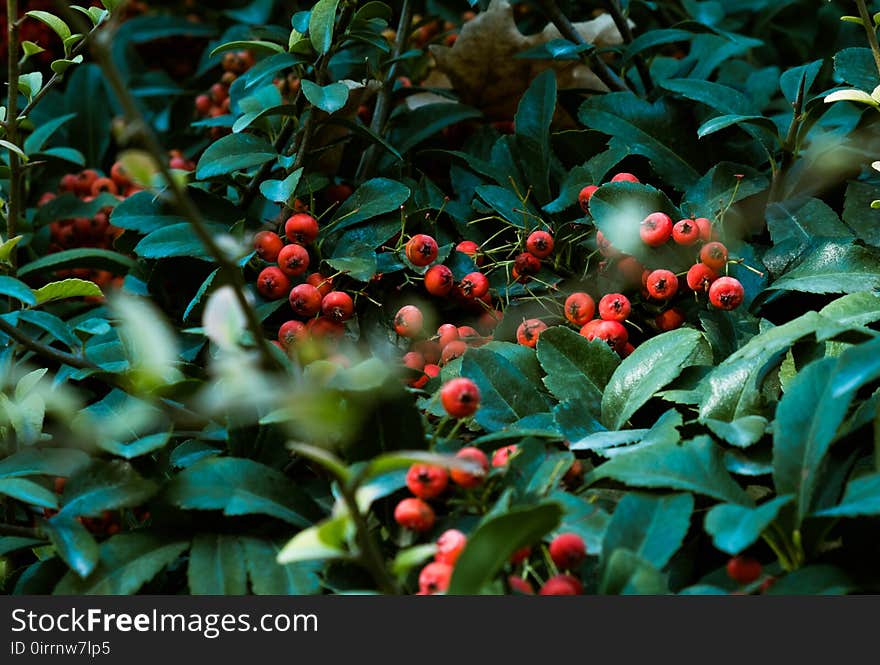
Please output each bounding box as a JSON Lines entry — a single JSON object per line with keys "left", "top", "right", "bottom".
{"left": 6, "top": 0, "right": 22, "bottom": 257}
{"left": 602, "top": 0, "right": 652, "bottom": 93}
{"left": 855, "top": 0, "right": 880, "bottom": 77}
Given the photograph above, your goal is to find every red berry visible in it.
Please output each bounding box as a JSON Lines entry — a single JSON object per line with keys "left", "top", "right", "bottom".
{"left": 516, "top": 319, "right": 547, "bottom": 348}
{"left": 539, "top": 574, "right": 583, "bottom": 595}
{"left": 513, "top": 252, "right": 541, "bottom": 279}
{"left": 306, "top": 272, "right": 333, "bottom": 297}
{"left": 610, "top": 172, "right": 640, "bottom": 183}
{"left": 289, "top": 283, "right": 323, "bottom": 317}
{"left": 91, "top": 177, "right": 118, "bottom": 197}
{"left": 589, "top": 320, "right": 628, "bottom": 353}
{"left": 645, "top": 269, "right": 679, "bottom": 300}
{"left": 437, "top": 323, "right": 460, "bottom": 348}
{"left": 440, "top": 377, "right": 481, "bottom": 418}
{"left": 708, "top": 276, "right": 745, "bottom": 310}
{"left": 450, "top": 447, "right": 489, "bottom": 488}
{"left": 413, "top": 339, "right": 441, "bottom": 365}
{"left": 596, "top": 230, "right": 619, "bottom": 257}
{"left": 700, "top": 241, "right": 728, "bottom": 270}
{"left": 549, "top": 533, "right": 587, "bottom": 570}
{"left": 195, "top": 94, "right": 212, "bottom": 115}
{"left": 253, "top": 231, "right": 284, "bottom": 262}
{"left": 278, "top": 320, "right": 307, "bottom": 348}
{"left": 424, "top": 363, "right": 441, "bottom": 379}
{"left": 277, "top": 243, "right": 310, "bottom": 277}
{"left": 640, "top": 212, "right": 673, "bottom": 247}
{"left": 403, "top": 351, "right": 425, "bottom": 371}
{"left": 492, "top": 445, "right": 517, "bottom": 467}
{"left": 694, "top": 217, "right": 713, "bottom": 241}
{"left": 110, "top": 162, "right": 131, "bottom": 188}
{"left": 455, "top": 240, "right": 480, "bottom": 263}
{"left": 256, "top": 267, "right": 291, "bottom": 300}
{"left": 726, "top": 556, "right": 762, "bottom": 585}
{"left": 459, "top": 272, "right": 489, "bottom": 299}
{"left": 616, "top": 256, "right": 645, "bottom": 289}
{"left": 457, "top": 325, "right": 481, "bottom": 343}
{"left": 406, "top": 464, "right": 449, "bottom": 499}
{"left": 526, "top": 230, "right": 554, "bottom": 259}
{"left": 424, "top": 264, "right": 454, "bottom": 296}
{"left": 394, "top": 305, "right": 424, "bottom": 338}
{"left": 655, "top": 307, "right": 685, "bottom": 331}
{"left": 321, "top": 291, "right": 354, "bottom": 322}
{"left": 672, "top": 219, "right": 699, "bottom": 246}
{"left": 395, "top": 498, "right": 435, "bottom": 532}
{"left": 284, "top": 213, "right": 319, "bottom": 245}
{"left": 565, "top": 292, "right": 596, "bottom": 326}
{"left": 598, "top": 293, "right": 631, "bottom": 322}
{"left": 405, "top": 234, "right": 438, "bottom": 267}
{"left": 307, "top": 316, "right": 345, "bottom": 339}
{"left": 435, "top": 529, "right": 467, "bottom": 565}
{"left": 508, "top": 576, "right": 535, "bottom": 594}
{"left": 686, "top": 263, "right": 718, "bottom": 292}
{"left": 578, "top": 185, "right": 599, "bottom": 212}
{"left": 440, "top": 340, "right": 468, "bottom": 364}
{"left": 418, "top": 562, "right": 452, "bottom": 594}
{"left": 510, "top": 546, "right": 531, "bottom": 565}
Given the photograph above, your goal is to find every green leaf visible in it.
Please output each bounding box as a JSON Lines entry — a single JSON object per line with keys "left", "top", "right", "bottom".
{"left": 704, "top": 495, "right": 793, "bottom": 555}
{"left": 309, "top": 0, "right": 340, "bottom": 55}
{"left": 0, "top": 448, "right": 90, "bottom": 479}
{"left": 697, "top": 114, "right": 778, "bottom": 139}
{"left": 0, "top": 235, "right": 24, "bottom": 263}
{"left": 814, "top": 473, "right": 880, "bottom": 517}
{"left": 0, "top": 478, "right": 58, "bottom": 509}
{"left": 602, "top": 329, "right": 711, "bottom": 429}
{"left": 765, "top": 565, "right": 854, "bottom": 595}
{"left": 13, "top": 310, "right": 81, "bottom": 351}
{"left": 768, "top": 241, "right": 880, "bottom": 294}
{"left": 54, "top": 534, "right": 188, "bottom": 594}
{"left": 600, "top": 549, "right": 668, "bottom": 595}
{"left": 702, "top": 416, "right": 768, "bottom": 448}
{"left": 135, "top": 222, "right": 228, "bottom": 261}
{"left": 97, "top": 432, "right": 171, "bottom": 460}
{"left": 241, "top": 537, "right": 322, "bottom": 595}
{"left": 391, "top": 103, "right": 482, "bottom": 154}
{"left": 23, "top": 113, "right": 76, "bottom": 155}
{"left": 514, "top": 69, "right": 556, "bottom": 203}
{"left": 50, "top": 55, "right": 84, "bottom": 76}
{"left": 64, "top": 65, "right": 110, "bottom": 166}
{"left": 0, "top": 276, "right": 36, "bottom": 305}
{"left": 329, "top": 178, "right": 410, "bottom": 233}
{"left": 586, "top": 436, "right": 752, "bottom": 505}
{"left": 58, "top": 461, "right": 158, "bottom": 519}
{"left": 474, "top": 185, "right": 539, "bottom": 229}
{"left": 537, "top": 327, "right": 620, "bottom": 403}
{"left": 210, "top": 40, "right": 284, "bottom": 57}
{"left": 44, "top": 517, "right": 98, "bottom": 578}
{"left": 164, "top": 457, "right": 321, "bottom": 527}
{"left": 0, "top": 140, "right": 28, "bottom": 162}
{"left": 260, "top": 167, "right": 303, "bottom": 204}
{"left": 18, "top": 72, "right": 43, "bottom": 101}
{"left": 195, "top": 133, "right": 277, "bottom": 180}
{"left": 602, "top": 493, "right": 694, "bottom": 568}
{"left": 301, "top": 80, "right": 349, "bottom": 114}
{"left": 766, "top": 199, "right": 852, "bottom": 247}
{"left": 448, "top": 502, "right": 563, "bottom": 594}
{"left": 460, "top": 345, "right": 551, "bottom": 432}
{"left": 25, "top": 11, "right": 71, "bottom": 41}
{"left": 188, "top": 533, "right": 247, "bottom": 595}
{"left": 833, "top": 47, "right": 880, "bottom": 91}
{"left": 110, "top": 191, "right": 183, "bottom": 234}
{"left": 32, "top": 278, "right": 102, "bottom": 305}
{"left": 276, "top": 514, "right": 350, "bottom": 564}
{"left": 683, "top": 162, "right": 768, "bottom": 219}
{"left": 17, "top": 248, "right": 137, "bottom": 278}
{"left": 843, "top": 180, "right": 880, "bottom": 246}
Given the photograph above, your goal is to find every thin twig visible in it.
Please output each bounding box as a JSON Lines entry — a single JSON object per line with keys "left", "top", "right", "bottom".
{"left": 602, "top": 0, "right": 652, "bottom": 93}
{"left": 6, "top": 0, "right": 22, "bottom": 255}
{"left": 769, "top": 72, "right": 807, "bottom": 202}
{"left": 355, "top": 0, "right": 413, "bottom": 183}
{"left": 338, "top": 482, "right": 399, "bottom": 595}
{"left": 535, "top": 0, "right": 629, "bottom": 92}
{"left": 855, "top": 0, "right": 880, "bottom": 77}
{"left": 0, "top": 522, "right": 44, "bottom": 539}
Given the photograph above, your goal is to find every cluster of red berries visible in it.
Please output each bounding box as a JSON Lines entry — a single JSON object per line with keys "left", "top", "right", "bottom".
{"left": 251, "top": 212, "right": 356, "bottom": 350}
{"left": 416, "top": 528, "right": 467, "bottom": 594}
{"left": 194, "top": 50, "right": 255, "bottom": 138}
{"left": 725, "top": 555, "right": 774, "bottom": 593}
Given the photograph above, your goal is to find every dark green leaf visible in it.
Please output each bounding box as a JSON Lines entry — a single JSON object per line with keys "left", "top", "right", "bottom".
{"left": 536, "top": 327, "right": 619, "bottom": 403}
{"left": 602, "top": 493, "right": 693, "bottom": 568}
{"left": 704, "top": 495, "right": 793, "bottom": 555}
{"left": 188, "top": 533, "right": 247, "bottom": 595}
{"left": 195, "top": 133, "right": 277, "bottom": 180}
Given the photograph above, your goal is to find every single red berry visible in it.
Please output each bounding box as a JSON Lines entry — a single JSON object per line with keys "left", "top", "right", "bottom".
{"left": 596, "top": 230, "right": 619, "bottom": 257}
{"left": 458, "top": 272, "right": 489, "bottom": 299}
{"left": 437, "top": 323, "right": 460, "bottom": 348}
{"left": 253, "top": 231, "right": 284, "bottom": 262}
{"left": 578, "top": 185, "right": 599, "bottom": 212}
{"left": 579, "top": 319, "right": 602, "bottom": 340}
{"left": 640, "top": 212, "right": 673, "bottom": 247}
{"left": 306, "top": 272, "right": 333, "bottom": 297}
{"left": 284, "top": 213, "right": 319, "bottom": 244}
{"left": 289, "top": 283, "right": 323, "bottom": 318}
{"left": 406, "top": 464, "right": 449, "bottom": 499}
{"left": 539, "top": 574, "right": 583, "bottom": 595}
{"left": 565, "top": 292, "right": 596, "bottom": 326}
{"left": 53, "top": 477, "right": 67, "bottom": 494}
{"left": 563, "top": 460, "right": 584, "bottom": 489}
{"left": 598, "top": 293, "right": 631, "bottom": 322}
{"left": 457, "top": 325, "right": 480, "bottom": 343}
{"left": 257, "top": 267, "right": 291, "bottom": 300}
{"left": 405, "top": 234, "right": 439, "bottom": 267}
{"left": 403, "top": 351, "right": 425, "bottom": 384}
{"left": 440, "top": 340, "right": 468, "bottom": 364}
{"left": 91, "top": 177, "right": 118, "bottom": 197}
{"left": 424, "top": 264, "right": 454, "bottom": 296}
{"left": 394, "top": 305, "right": 424, "bottom": 338}
{"left": 277, "top": 243, "right": 310, "bottom": 277}
{"left": 321, "top": 291, "right": 354, "bottom": 322}
{"left": 513, "top": 252, "right": 541, "bottom": 280}
{"left": 508, "top": 576, "right": 535, "bottom": 595}
{"left": 526, "top": 230, "right": 554, "bottom": 259}
{"left": 708, "top": 276, "right": 745, "bottom": 311}
{"left": 110, "top": 162, "right": 130, "bottom": 187}
{"left": 686, "top": 263, "right": 718, "bottom": 292}
{"left": 610, "top": 172, "right": 640, "bottom": 183}
{"left": 440, "top": 377, "right": 481, "bottom": 418}
{"left": 655, "top": 307, "right": 685, "bottom": 331}
{"left": 195, "top": 94, "right": 212, "bottom": 115}
{"left": 395, "top": 498, "right": 435, "bottom": 532}
{"left": 278, "top": 320, "right": 307, "bottom": 349}
{"left": 516, "top": 319, "right": 547, "bottom": 348}
{"left": 418, "top": 562, "right": 453, "bottom": 594}
{"left": 456, "top": 240, "right": 481, "bottom": 263}
{"left": 549, "top": 533, "right": 587, "bottom": 570}
{"left": 492, "top": 445, "right": 517, "bottom": 467}
{"left": 694, "top": 217, "right": 713, "bottom": 241}
{"left": 413, "top": 339, "right": 441, "bottom": 365}
{"left": 726, "top": 556, "right": 762, "bottom": 585}
{"left": 424, "top": 363, "right": 441, "bottom": 379}
{"left": 435, "top": 529, "right": 467, "bottom": 566}
{"left": 621, "top": 343, "right": 635, "bottom": 357}
{"left": 450, "top": 447, "right": 489, "bottom": 488}
{"left": 672, "top": 219, "right": 699, "bottom": 246}
{"left": 700, "top": 241, "right": 728, "bottom": 270}
{"left": 646, "top": 269, "right": 679, "bottom": 300}
{"left": 510, "top": 546, "right": 531, "bottom": 565}
{"left": 307, "top": 316, "right": 345, "bottom": 339}
{"left": 616, "top": 256, "right": 645, "bottom": 289}
{"left": 590, "top": 320, "right": 628, "bottom": 353}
